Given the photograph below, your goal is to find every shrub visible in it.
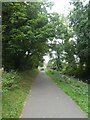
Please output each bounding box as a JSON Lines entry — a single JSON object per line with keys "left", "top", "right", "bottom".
{"left": 2, "top": 70, "right": 20, "bottom": 91}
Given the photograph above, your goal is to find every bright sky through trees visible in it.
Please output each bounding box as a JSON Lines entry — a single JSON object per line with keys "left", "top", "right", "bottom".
{"left": 43, "top": 0, "right": 71, "bottom": 64}
{"left": 48, "top": 0, "right": 71, "bottom": 15}
{"left": 43, "top": 0, "right": 89, "bottom": 64}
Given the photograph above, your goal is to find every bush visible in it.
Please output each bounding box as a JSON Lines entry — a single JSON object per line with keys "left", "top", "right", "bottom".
{"left": 50, "top": 70, "right": 54, "bottom": 74}
{"left": 2, "top": 70, "right": 20, "bottom": 91}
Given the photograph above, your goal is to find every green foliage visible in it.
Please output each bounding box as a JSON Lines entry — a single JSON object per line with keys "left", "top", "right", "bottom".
{"left": 2, "top": 70, "right": 20, "bottom": 91}
{"left": 2, "top": 69, "right": 39, "bottom": 118}
{"left": 47, "top": 0, "right": 90, "bottom": 81}
{"left": 69, "top": 0, "right": 90, "bottom": 78}
{"left": 2, "top": 1, "right": 90, "bottom": 80}
{"left": 2, "top": 2, "right": 54, "bottom": 71}
{"left": 46, "top": 70, "right": 88, "bottom": 115}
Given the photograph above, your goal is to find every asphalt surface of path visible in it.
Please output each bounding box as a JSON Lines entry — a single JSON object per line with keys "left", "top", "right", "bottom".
{"left": 21, "top": 71, "right": 87, "bottom": 118}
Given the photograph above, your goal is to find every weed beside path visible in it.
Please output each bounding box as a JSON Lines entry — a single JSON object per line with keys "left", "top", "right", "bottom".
{"left": 2, "top": 69, "right": 39, "bottom": 118}
{"left": 46, "top": 70, "right": 88, "bottom": 116}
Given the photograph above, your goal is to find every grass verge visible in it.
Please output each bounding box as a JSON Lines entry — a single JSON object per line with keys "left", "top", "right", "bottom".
{"left": 2, "top": 69, "right": 39, "bottom": 118}
{"left": 46, "top": 70, "right": 88, "bottom": 116}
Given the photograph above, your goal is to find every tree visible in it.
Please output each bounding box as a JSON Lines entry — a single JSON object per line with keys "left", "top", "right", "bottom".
{"left": 69, "top": 0, "right": 90, "bottom": 78}
{"left": 2, "top": 2, "right": 54, "bottom": 70}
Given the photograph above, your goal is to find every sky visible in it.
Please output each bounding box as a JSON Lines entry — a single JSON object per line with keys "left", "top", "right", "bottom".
{"left": 48, "top": 0, "right": 72, "bottom": 15}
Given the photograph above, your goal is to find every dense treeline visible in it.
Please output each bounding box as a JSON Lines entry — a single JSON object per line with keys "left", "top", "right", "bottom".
{"left": 2, "top": 2, "right": 70, "bottom": 71}
{"left": 2, "top": 2, "right": 55, "bottom": 70}
{"left": 2, "top": 1, "right": 90, "bottom": 82}
{"left": 69, "top": 0, "right": 90, "bottom": 79}
{"left": 47, "top": 0, "right": 90, "bottom": 82}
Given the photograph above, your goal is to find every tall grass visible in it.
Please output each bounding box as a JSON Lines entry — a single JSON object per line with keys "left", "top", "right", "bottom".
{"left": 46, "top": 70, "right": 88, "bottom": 116}
{"left": 2, "top": 69, "right": 39, "bottom": 118}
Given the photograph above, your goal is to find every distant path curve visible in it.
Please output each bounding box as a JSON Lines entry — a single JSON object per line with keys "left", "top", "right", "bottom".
{"left": 21, "top": 71, "right": 87, "bottom": 118}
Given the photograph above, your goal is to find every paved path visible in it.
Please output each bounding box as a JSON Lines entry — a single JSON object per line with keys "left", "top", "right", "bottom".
{"left": 21, "top": 71, "right": 87, "bottom": 118}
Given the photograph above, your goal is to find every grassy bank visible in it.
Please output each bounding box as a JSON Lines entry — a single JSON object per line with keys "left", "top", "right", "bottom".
{"left": 46, "top": 70, "right": 88, "bottom": 116}
{"left": 2, "top": 69, "right": 39, "bottom": 118}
